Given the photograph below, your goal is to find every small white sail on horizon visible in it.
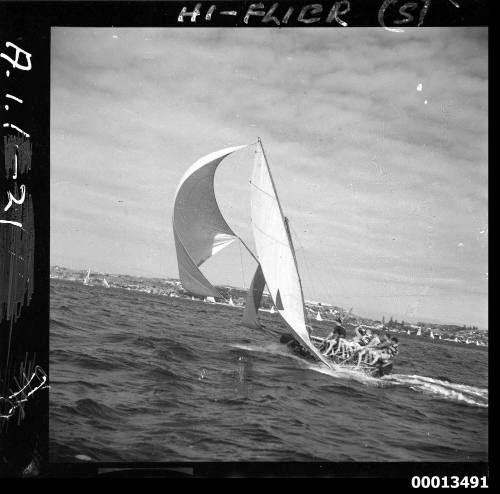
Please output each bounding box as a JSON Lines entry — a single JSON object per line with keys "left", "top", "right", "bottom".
{"left": 270, "top": 305, "right": 275, "bottom": 314}
{"left": 228, "top": 297, "right": 235, "bottom": 306}
{"left": 103, "top": 277, "right": 110, "bottom": 288}
{"left": 316, "top": 311, "right": 323, "bottom": 322}
{"left": 417, "top": 328, "right": 421, "bottom": 336}
{"left": 83, "top": 269, "right": 91, "bottom": 285}
{"left": 430, "top": 331, "right": 435, "bottom": 339}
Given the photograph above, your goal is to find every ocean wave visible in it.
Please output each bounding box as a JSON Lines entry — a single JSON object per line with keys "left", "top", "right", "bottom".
{"left": 50, "top": 278, "right": 488, "bottom": 462}
{"left": 73, "top": 398, "right": 122, "bottom": 421}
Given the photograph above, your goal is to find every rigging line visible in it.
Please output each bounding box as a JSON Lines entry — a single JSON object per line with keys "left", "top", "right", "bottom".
{"left": 288, "top": 221, "right": 330, "bottom": 309}
{"left": 249, "top": 180, "right": 277, "bottom": 201}
{"left": 286, "top": 221, "right": 321, "bottom": 328}
{"left": 238, "top": 239, "right": 246, "bottom": 289}
{"left": 251, "top": 222, "right": 290, "bottom": 248}
{"left": 289, "top": 220, "right": 350, "bottom": 307}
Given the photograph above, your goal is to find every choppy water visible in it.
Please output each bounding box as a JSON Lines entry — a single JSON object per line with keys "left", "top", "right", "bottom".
{"left": 50, "top": 279, "right": 488, "bottom": 462}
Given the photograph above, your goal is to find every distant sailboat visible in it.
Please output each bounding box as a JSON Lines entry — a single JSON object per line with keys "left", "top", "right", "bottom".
{"left": 83, "top": 269, "right": 91, "bottom": 285}
{"left": 270, "top": 305, "right": 275, "bottom": 314}
{"left": 172, "top": 139, "right": 332, "bottom": 368}
{"left": 316, "top": 310, "right": 323, "bottom": 322}
{"left": 430, "top": 331, "right": 435, "bottom": 339}
{"left": 416, "top": 327, "right": 421, "bottom": 336}
{"left": 407, "top": 330, "right": 410, "bottom": 335}
{"left": 228, "top": 297, "right": 235, "bottom": 306}
{"left": 465, "top": 338, "right": 470, "bottom": 344}
{"left": 205, "top": 296, "right": 216, "bottom": 303}
{"left": 454, "top": 336, "right": 458, "bottom": 342}
{"left": 103, "top": 277, "right": 110, "bottom": 288}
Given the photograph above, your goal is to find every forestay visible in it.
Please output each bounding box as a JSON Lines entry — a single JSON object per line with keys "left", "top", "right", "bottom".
{"left": 250, "top": 141, "right": 333, "bottom": 368}
{"left": 173, "top": 145, "right": 247, "bottom": 297}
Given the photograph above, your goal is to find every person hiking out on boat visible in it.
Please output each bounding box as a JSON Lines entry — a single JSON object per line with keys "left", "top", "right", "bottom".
{"left": 322, "top": 324, "right": 348, "bottom": 356}
{"left": 324, "top": 326, "right": 347, "bottom": 355}
{"left": 357, "top": 332, "right": 391, "bottom": 366}
{"left": 322, "top": 322, "right": 368, "bottom": 360}
{"left": 354, "top": 329, "right": 381, "bottom": 366}
{"left": 352, "top": 326, "right": 378, "bottom": 346}
{"left": 366, "top": 336, "right": 399, "bottom": 366}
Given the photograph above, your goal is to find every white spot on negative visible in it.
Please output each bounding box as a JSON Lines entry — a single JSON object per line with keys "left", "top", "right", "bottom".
{"left": 424, "top": 100, "right": 428, "bottom": 105}
{"left": 458, "top": 242, "right": 464, "bottom": 247}
{"left": 417, "top": 83, "right": 422, "bottom": 92}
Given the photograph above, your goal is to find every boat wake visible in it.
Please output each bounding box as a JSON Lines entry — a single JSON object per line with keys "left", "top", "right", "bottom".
{"left": 307, "top": 365, "right": 488, "bottom": 408}
{"left": 383, "top": 374, "right": 488, "bottom": 408}
{"left": 230, "top": 343, "right": 488, "bottom": 408}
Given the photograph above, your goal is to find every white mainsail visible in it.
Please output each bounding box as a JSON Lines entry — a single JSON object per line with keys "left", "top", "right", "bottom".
{"left": 270, "top": 305, "right": 275, "bottom": 314}
{"left": 103, "top": 277, "right": 110, "bottom": 288}
{"left": 173, "top": 145, "right": 247, "bottom": 297}
{"left": 316, "top": 311, "right": 323, "bottom": 322}
{"left": 417, "top": 328, "right": 421, "bottom": 336}
{"left": 250, "top": 140, "right": 332, "bottom": 368}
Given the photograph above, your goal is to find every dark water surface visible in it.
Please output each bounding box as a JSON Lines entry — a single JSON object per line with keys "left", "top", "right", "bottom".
{"left": 50, "top": 279, "right": 488, "bottom": 462}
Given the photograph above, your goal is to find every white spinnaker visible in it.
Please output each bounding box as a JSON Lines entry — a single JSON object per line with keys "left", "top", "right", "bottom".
{"left": 173, "top": 145, "right": 247, "bottom": 297}
{"left": 250, "top": 141, "right": 332, "bottom": 368}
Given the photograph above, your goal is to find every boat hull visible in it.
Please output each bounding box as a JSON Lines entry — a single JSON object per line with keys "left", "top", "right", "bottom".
{"left": 280, "top": 334, "right": 393, "bottom": 378}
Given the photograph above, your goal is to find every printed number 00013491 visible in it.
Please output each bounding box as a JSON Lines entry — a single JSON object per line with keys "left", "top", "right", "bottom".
{"left": 411, "top": 476, "right": 488, "bottom": 489}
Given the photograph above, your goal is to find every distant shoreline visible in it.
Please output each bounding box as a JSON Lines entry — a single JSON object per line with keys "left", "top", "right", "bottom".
{"left": 50, "top": 264, "right": 488, "bottom": 347}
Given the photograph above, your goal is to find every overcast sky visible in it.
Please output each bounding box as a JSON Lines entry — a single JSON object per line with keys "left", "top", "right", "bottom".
{"left": 51, "top": 27, "right": 487, "bottom": 328}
